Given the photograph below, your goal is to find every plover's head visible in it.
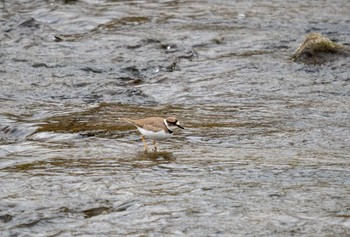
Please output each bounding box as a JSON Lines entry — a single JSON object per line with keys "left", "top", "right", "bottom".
{"left": 165, "top": 117, "right": 184, "bottom": 129}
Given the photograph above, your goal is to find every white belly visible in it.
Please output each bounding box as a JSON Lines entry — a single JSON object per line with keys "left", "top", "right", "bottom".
{"left": 137, "top": 127, "right": 172, "bottom": 140}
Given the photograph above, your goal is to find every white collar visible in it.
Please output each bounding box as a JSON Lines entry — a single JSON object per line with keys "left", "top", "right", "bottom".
{"left": 163, "top": 119, "right": 173, "bottom": 134}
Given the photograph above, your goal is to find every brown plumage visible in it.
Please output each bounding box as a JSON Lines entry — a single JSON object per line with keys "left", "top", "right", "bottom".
{"left": 120, "top": 116, "right": 184, "bottom": 152}
{"left": 122, "top": 117, "right": 170, "bottom": 133}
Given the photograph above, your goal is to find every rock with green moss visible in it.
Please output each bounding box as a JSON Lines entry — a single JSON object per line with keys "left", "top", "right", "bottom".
{"left": 292, "top": 32, "right": 348, "bottom": 64}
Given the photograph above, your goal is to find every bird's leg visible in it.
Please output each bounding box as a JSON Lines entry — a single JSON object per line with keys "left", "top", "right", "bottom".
{"left": 141, "top": 136, "right": 148, "bottom": 153}
{"left": 153, "top": 140, "right": 157, "bottom": 152}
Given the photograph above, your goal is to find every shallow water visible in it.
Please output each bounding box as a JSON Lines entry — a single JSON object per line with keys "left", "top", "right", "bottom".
{"left": 1, "top": 0, "right": 350, "bottom": 236}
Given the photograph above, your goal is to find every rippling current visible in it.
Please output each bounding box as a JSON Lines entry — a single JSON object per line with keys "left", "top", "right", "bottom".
{"left": 1, "top": 0, "right": 350, "bottom": 236}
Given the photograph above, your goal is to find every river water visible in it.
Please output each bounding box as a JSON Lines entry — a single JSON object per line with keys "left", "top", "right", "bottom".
{"left": 1, "top": 0, "right": 350, "bottom": 236}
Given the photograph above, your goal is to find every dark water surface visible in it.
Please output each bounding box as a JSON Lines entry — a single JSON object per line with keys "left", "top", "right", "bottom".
{"left": 1, "top": 0, "right": 350, "bottom": 236}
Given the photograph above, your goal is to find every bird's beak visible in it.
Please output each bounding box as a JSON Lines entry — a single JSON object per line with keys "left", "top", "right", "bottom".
{"left": 176, "top": 122, "right": 184, "bottom": 129}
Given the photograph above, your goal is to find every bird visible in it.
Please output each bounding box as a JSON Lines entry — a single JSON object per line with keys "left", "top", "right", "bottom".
{"left": 120, "top": 116, "right": 184, "bottom": 152}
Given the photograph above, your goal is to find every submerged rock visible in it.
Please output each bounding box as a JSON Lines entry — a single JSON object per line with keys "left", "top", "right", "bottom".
{"left": 292, "top": 32, "right": 348, "bottom": 64}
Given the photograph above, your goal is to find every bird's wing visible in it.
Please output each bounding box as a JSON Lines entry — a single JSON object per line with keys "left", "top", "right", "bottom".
{"left": 120, "top": 117, "right": 165, "bottom": 132}
{"left": 142, "top": 123, "right": 164, "bottom": 132}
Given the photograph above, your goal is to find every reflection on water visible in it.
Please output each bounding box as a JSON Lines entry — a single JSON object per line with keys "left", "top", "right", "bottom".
{"left": 134, "top": 151, "right": 176, "bottom": 163}
{"left": 1, "top": 0, "right": 350, "bottom": 236}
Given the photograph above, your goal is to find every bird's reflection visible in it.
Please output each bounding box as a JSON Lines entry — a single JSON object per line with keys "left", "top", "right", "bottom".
{"left": 128, "top": 151, "right": 176, "bottom": 169}
{"left": 135, "top": 150, "right": 176, "bottom": 161}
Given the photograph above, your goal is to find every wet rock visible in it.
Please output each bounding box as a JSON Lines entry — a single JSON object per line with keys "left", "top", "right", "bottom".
{"left": 292, "top": 32, "right": 349, "bottom": 64}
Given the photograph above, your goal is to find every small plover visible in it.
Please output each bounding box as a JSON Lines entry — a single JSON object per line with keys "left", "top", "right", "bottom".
{"left": 121, "top": 116, "right": 184, "bottom": 152}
